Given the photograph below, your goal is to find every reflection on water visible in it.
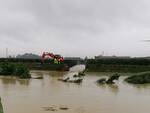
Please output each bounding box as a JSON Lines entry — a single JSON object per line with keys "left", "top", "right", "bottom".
{"left": 0, "top": 70, "right": 150, "bottom": 113}
{"left": 0, "top": 77, "right": 30, "bottom": 86}
{"left": 96, "top": 83, "right": 119, "bottom": 95}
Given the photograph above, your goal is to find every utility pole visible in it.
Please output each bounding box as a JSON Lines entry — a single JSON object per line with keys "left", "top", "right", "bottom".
{"left": 102, "top": 51, "right": 104, "bottom": 56}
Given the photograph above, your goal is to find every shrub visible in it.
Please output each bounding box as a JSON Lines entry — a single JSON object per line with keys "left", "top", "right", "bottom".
{"left": 13, "top": 64, "right": 31, "bottom": 79}
{"left": 125, "top": 72, "right": 150, "bottom": 84}
{"left": 0, "top": 62, "right": 31, "bottom": 79}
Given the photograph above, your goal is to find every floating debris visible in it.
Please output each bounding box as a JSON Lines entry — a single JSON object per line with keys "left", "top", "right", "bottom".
{"left": 42, "top": 107, "right": 57, "bottom": 111}
{"left": 33, "top": 76, "right": 43, "bottom": 79}
{"left": 42, "top": 105, "right": 69, "bottom": 112}
{"left": 59, "top": 106, "right": 69, "bottom": 110}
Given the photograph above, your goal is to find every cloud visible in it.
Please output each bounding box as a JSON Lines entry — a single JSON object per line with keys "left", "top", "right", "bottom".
{"left": 0, "top": 0, "right": 150, "bottom": 57}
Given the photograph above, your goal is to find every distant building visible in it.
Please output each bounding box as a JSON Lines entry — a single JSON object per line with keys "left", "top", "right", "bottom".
{"left": 16, "top": 53, "right": 40, "bottom": 59}
{"left": 95, "top": 55, "right": 130, "bottom": 59}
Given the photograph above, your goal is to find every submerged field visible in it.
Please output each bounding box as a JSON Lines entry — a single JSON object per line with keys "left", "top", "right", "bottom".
{"left": 0, "top": 70, "right": 150, "bottom": 113}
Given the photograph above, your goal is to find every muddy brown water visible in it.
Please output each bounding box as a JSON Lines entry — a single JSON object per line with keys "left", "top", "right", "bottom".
{"left": 0, "top": 68, "right": 150, "bottom": 113}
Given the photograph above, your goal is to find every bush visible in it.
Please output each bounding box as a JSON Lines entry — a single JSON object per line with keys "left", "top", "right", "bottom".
{"left": 13, "top": 64, "right": 31, "bottom": 79}
{"left": 0, "top": 62, "right": 31, "bottom": 79}
{"left": 0, "top": 62, "right": 15, "bottom": 75}
{"left": 125, "top": 72, "right": 150, "bottom": 84}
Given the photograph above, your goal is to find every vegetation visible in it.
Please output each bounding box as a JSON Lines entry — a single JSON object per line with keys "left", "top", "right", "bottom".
{"left": 0, "top": 62, "right": 31, "bottom": 79}
{"left": 87, "top": 58, "right": 150, "bottom": 65}
{"left": 0, "top": 98, "right": 3, "bottom": 113}
{"left": 0, "top": 58, "right": 79, "bottom": 71}
{"left": 78, "top": 71, "right": 85, "bottom": 76}
{"left": 86, "top": 58, "right": 150, "bottom": 72}
{"left": 125, "top": 72, "right": 150, "bottom": 84}
{"left": 106, "top": 73, "right": 120, "bottom": 84}
{"left": 97, "top": 73, "right": 120, "bottom": 84}
{"left": 3, "top": 57, "right": 150, "bottom": 72}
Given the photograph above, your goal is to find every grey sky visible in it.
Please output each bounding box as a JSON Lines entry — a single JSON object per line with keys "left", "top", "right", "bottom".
{"left": 0, "top": 0, "right": 150, "bottom": 58}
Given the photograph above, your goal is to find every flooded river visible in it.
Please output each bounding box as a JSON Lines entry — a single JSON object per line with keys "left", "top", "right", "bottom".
{"left": 0, "top": 65, "right": 150, "bottom": 113}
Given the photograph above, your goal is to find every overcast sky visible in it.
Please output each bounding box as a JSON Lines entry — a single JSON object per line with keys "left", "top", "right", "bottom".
{"left": 1, "top": 0, "right": 150, "bottom": 58}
